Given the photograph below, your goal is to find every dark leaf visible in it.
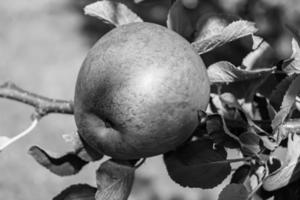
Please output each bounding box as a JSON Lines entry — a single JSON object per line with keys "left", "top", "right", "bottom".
{"left": 84, "top": 1, "right": 142, "bottom": 27}
{"left": 273, "top": 179, "right": 300, "bottom": 200}
{"left": 96, "top": 159, "right": 135, "bottom": 200}
{"left": 164, "top": 139, "right": 231, "bottom": 189}
{"left": 272, "top": 74, "right": 300, "bottom": 130}
{"left": 206, "top": 114, "right": 241, "bottom": 148}
{"left": 242, "top": 35, "right": 277, "bottom": 70}
{"left": 267, "top": 157, "right": 282, "bottom": 174}
{"left": 270, "top": 74, "right": 297, "bottom": 111}
{"left": 231, "top": 165, "right": 251, "bottom": 184}
{"left": 167, "top": 0, "right": 222, "bottom": 40}
{"left": 218, "top": 184, "right": 248, "bottom": 200}
{"left": 167, "top": 0, "right": 194, "bottom": 39}
{"left": 207, "top": 61, "right": 275, "bottom": 84}
{"left": 28, "top": 146, "right": 88, "bottom": 176}
{"left": 192, "top": 20, "right": 257, "bottom": 54}
{"left": 253, "top": 95, "right": 271, "bottom": 120}
{"left": 53, "top": 184, "right": 96, "bottom": 200}
{"left": 239, "top": 131, "right": 262, "bottom": 156}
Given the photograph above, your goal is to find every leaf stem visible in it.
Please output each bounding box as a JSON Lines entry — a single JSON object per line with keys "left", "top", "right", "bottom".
{"left": 226, "top": 157, "right": 253, "bottom": 163}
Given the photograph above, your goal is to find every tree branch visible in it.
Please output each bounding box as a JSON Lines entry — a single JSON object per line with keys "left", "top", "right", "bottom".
{"left": 0, "top": 81, "right": 74, "bottom": 117}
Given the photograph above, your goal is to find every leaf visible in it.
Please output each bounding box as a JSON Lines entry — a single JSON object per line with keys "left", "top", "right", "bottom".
{"left": 271, "top": 74, "right": 300, "bottom": 130}
{"left": 63, "top": 132, "right": 103, "bottom": 162}
{"left": 28, "top": 146, "right": 88, "bottom": 176}
{"left": 263, "top": 134, "right": 300, "bottom": 191}
{"left": 231, "top": 165, "right": 251, "bottom": 184}
{"left": 191, "top": 20, "right": 257, "bottom": 54}
{"left": 207, "top": 61, "right": 275, "bottom": 84}
{"left": 164, "top": 139, "right": 231, "bottom": 189}
{"left": 53, "top": 184, "right": 97, "bottom": 200}
{"left": 96, "top": 159, "right": 135, "bottom": 200}
{"left": 270, "top": 74, "right": 297, "bottom": 111}
{"left": 133, "top": 0, "right": 145, "bottom": 3}
{"left": 273, "top": 178, "right": 300, "bottom": 200}
{"left": 205, "top": 114, "right": 242, "bottom": 148}
{"left": 281, "top": 25, "right": 300, "bottom": 76}
{"left": 286, "top": 24, "right": 300, "bottom": 43}
{"left": 166, "top": 0, "right": 194, "bottom": 39}
{"left": 282, "top": 39, "right": 300, "bottom": 76}
{"left": 218, "top": 184, "right": 248, "bottom": 200}
{"left": 242, "top": 35, "right": 274, "bottom": 70}
{"left": 195, "top": 14, "right": 237, "bottom": 41}
{"left": 253, "top": 95, "right": 271, "bottom": 120}
{"left": 239, "top": 131, "right": 262, "bottom": 156}
{"left": 84, "top": 1, "right": 143, "bottom": 27}
{"left": 211, "top": 93, "right": 245, "bottom": 122}
{"left": 267, "top": 157, "right": 282, "bottom": 174}
{"left": 220, "top": 92, "right": 242, "bottom": 109}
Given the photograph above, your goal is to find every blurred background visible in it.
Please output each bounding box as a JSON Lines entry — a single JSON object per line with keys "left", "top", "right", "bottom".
{"left": 0, "top": 0, "right": 299, "bottom": 199}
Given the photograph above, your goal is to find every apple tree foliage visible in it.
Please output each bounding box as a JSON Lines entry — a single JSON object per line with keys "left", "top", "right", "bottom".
{"left": 1, "top": 0, "right": 300, "bottom": 200}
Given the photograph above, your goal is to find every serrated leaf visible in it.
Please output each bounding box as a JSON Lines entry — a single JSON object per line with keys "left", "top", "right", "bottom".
{"left": 191, "top": 20, "right": 257, "bottom": 54}
{"left": 207, "top": 61, "right": 275, "bottom": 84}
{"left": 28, "top": 146, "right": 88, "bottom": 176}
{"left": 53, "top": 184, "right": 97, "bottom": 200}
{"left": 231, "top": 165, "right": 251, "bottom": 184}
{"left": 84, "top": 1, "right": 143, "bottom": 27}
{"left": 195, "top": 14, "right": 236, "bottom": 42}
{"left": 270, "top": 74, "right": 297, "bottom": 111}
{"left": 272, "top": 74, "right": 300, "bottom": 130}
{"left": 96, "top": 159, "right": 135, "bottom": 200}
{"left": 218, "top": 184, "right": 248, "bottom": 200}
{"left": 164, "top": 139, "right": 231, "bottom": 189}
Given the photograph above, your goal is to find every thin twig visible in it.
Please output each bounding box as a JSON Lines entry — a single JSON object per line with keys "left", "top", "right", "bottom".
{"left": 0, "top": 118, "right": 39, "bottom": 152}
{"left": 0, "top": 81, "right": 74, "bottom": 117}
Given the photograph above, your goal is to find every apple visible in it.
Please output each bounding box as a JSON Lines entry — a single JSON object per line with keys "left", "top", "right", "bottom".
{"left": 74, "top": 22, "right": 210, "bottom": 159}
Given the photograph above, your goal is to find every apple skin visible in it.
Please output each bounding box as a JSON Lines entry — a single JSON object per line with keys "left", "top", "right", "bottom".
{"left": 74, "top": 22, "right": 210, "bottom": 159}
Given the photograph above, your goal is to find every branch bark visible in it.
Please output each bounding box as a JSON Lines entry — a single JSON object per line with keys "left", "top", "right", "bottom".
{"left": 0, "top": 82, "right": 74, "bottom": 117}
